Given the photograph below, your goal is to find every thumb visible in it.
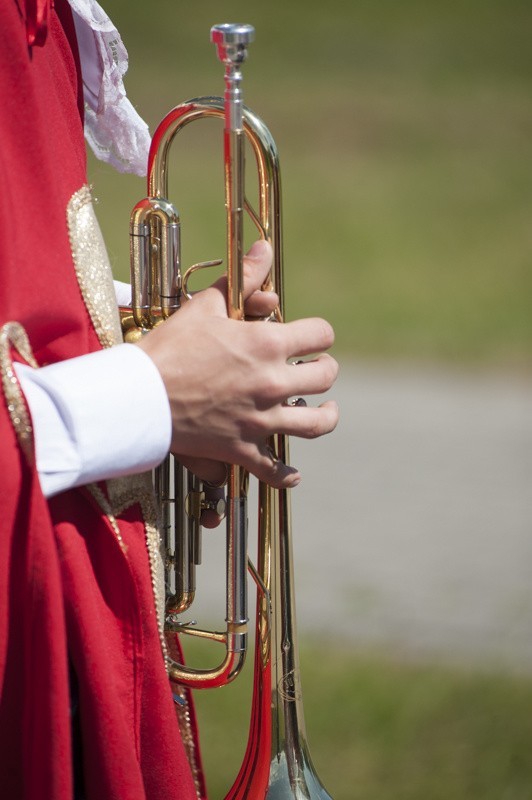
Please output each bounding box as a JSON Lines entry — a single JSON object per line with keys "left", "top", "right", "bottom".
{"left": 242, "top": 239, "right": 273, "bottom": 300}
{"left": 194, "top": 238, "right": 273, "bottom": 314}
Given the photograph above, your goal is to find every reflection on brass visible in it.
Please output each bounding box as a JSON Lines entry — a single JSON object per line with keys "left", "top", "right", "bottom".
{"left": 278, "top": 669, "right": 302, "bottom": 704}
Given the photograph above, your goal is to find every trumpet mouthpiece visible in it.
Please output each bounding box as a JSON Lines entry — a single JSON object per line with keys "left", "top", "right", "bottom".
{"left": 210, "top": 23, "right": 255, "bottom": 65}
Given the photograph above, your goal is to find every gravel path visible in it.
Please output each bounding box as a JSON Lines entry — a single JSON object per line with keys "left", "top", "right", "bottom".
{"left": 290, "top": 361, "right": 532, "bottom": 671}
{"left": 193, "top": 361, "right": 532, "bottom": 672}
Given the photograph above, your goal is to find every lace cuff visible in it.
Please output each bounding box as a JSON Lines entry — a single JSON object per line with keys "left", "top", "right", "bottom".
{"left": 68, "top": 0, "right": 151, "bottom": 176}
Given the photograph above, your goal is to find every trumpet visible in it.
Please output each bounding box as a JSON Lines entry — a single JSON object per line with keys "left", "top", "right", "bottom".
{"left": 123, "top": 23, "right": 333, "bottom": 799}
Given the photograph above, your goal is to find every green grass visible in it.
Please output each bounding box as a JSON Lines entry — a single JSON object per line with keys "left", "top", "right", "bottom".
{"left": 184, "top": 641, "right": 532, "bottom": 800}
{"left": 89, "top": 0, "right": 532, "bottom": 365}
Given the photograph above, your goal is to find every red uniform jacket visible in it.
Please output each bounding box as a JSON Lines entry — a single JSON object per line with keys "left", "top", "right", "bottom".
{"left": 0, "top": 2, "right": 203, "bottom": 797}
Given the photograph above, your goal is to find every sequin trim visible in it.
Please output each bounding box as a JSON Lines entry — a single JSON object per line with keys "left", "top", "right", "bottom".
{"left": 103, "top": 474, "right": 203, "bottom": 795}
{"left": 174, "top": 683, "right": 204, "bottom": 799}
{"left": 66, "top": 185, "right": 123, "bottom": 349}
{"left": 90, "top": 469, "right": 204, "bottom": 794}
{"left": 105, "top": 473, "right": 168, "bottom": 667}
{"left": 86, "top": 477, "right": 207, "bottom": 786}
{"left": 86, "top": 483, "right": 127, "bottom": 555}
{"left": 0, "top": 322, "right": 39, "bottom": 464}
{"left": 167, "top": 635, "right": 204, "bottom": 799}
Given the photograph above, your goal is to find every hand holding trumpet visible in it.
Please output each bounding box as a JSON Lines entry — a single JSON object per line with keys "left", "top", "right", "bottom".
{"left": 137, "top": 239, "right": 339, "bottom": 495}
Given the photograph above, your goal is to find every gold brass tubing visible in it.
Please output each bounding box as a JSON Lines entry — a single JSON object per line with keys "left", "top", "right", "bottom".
{"left": 166, "top": 624, "right": 247, "bottom": 689}
{"left": 224, "top": 127, "right": 245, "bottom": 321}
{"left": 143, "top": 99, "right": 283, "bottom": 690}
{"left": 166, "top": 591, "right": 195, "bottom": 616}
{"left": 129, "top": 197, "right": 181, "bottom": 328}
{"left": 147, "top": 100, "right": 282, "bottom": 315}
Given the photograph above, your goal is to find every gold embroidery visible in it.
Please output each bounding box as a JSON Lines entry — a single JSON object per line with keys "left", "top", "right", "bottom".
{"left": 97, "top": 473, "right": 168, "bottom": 667}
{"left": 174, "top": 685, "right": 203, "bottom": 799}
{"left": 66, "top": 186, "right": 166, "bottom": 661}
{"left": 86, "top": 483, "right": 127, "bottom": 554}
{"left": 90, "top": 471, "right": 204, "bottom": 792}
{"left": 66, "top": 185, "right": 122, "bottom": 349}
{"left": 167, "top": 637, "right": 204, "bottom": 798}
{"left": 0, "top": 322, "right": 39, "bottom": 464}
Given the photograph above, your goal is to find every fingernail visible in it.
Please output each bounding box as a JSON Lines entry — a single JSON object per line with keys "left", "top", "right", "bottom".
{"left": 246, "top": 239, "right": 271, "bottom": 261}
{"left": 285, "top": 467, "right": 301, "bottom": 488}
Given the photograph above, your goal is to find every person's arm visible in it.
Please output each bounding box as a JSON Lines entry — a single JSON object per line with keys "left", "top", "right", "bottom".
{"left": 15, "top": 344, "right": 171, "bottom": 498}
{"left": 137, "top": 240, "right": 339, "bottom": 489}
{"left": 16, "top": 239, "right": 339, "bottom": 498}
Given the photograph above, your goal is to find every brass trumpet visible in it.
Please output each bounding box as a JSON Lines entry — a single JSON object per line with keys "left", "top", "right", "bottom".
{"left": 124, "top": 23, "right": 333, "bottom": 799}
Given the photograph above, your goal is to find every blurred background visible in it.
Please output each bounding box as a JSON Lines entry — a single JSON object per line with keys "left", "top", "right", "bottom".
{"left": 88, "top": 1, "right": 532, "bottom": 797}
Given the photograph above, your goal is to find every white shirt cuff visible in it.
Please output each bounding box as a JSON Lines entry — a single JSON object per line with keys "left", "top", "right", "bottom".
{"left": 113, "top": 279, "right": 132, "bottom": 306}
{"left": 15, "top": 344, "right": 171, "bottom": 498}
